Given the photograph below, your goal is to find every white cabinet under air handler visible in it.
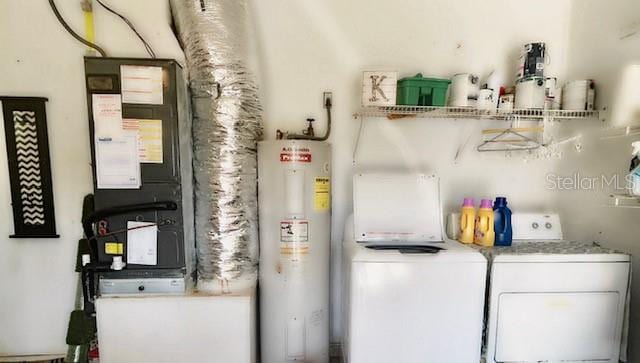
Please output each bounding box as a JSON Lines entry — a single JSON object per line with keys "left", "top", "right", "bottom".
{"left": 96, "top": 293, "right": 256, "bottom": 363}
{"left": 258, "top": 140, "right": 331, "bottom": 363}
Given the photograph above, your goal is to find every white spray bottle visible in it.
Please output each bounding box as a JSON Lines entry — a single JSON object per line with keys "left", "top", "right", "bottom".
{"left": 629, "top": 142, "right": 640, "bottom": 196}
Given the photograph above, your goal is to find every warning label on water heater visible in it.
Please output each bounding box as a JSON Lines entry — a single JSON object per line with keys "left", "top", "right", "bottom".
{"left": 280, "top": 220, "right": 309, "bottom": 242}
{"left": 280, "top": 220, "right": 309, "bottom": 258}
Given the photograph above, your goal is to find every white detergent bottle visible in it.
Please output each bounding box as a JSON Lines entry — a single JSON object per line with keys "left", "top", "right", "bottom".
{"left": 629, "top": 142, "right": 640, "bottom": 196}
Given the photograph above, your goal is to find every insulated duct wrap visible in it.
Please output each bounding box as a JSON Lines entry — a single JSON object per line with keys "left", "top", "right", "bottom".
{"left": 171, "top": 0, "right": 262, "bottom": 291}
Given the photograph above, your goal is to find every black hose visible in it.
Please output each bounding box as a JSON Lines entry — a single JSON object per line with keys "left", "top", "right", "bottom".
{"left": 48, "top": 0, "right": 107, "bottom": 57}
{"left": 82, "top": 201, "right": 177, "bottom": 261}
{"left": 96, "top": 0, "right": 157, "bottom": 58}
{"left": 82, "top": 201, "right": 177, "bottom": 239}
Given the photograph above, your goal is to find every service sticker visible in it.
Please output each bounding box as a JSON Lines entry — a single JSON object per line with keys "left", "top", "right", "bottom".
{"left": 314, "top": 177, "right": 330, "bottom": 211}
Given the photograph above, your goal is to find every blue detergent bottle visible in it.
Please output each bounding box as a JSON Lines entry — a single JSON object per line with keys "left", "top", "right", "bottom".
{"left": 493, "top": 197, "right": 512, "bottom": 246}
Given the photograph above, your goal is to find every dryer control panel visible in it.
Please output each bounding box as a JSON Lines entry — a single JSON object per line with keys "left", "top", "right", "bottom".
{"left": 512, "top": 213, "right": 563, "bottom": 241}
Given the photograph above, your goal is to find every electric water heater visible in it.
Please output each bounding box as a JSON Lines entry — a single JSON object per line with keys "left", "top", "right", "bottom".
{"left": 258, "top": 140, "right": 331, "bottom": 363}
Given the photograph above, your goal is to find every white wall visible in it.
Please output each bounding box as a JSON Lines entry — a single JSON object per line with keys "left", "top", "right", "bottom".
{"left": 248, "top": 0, "right": 576, "bottom": 342}
{"left": 562, "top": 0, "right": 640, "bottom": 357}
{"left": 0, "top": 0, "right": 183, "bottom": 356}
{"left": 3, "top": 0, "right": 640, "bottom": 359}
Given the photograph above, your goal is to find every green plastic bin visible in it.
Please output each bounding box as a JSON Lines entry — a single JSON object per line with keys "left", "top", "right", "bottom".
{"left": 396, "top": 73, "right": 451, "bottom": 106}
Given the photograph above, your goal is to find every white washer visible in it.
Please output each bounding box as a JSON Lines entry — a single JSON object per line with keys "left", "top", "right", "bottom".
{"left": 342, "top": 174, "right": 487, "bottom": 363}
{"left": 482, "top": 214, "right": 631, "bottom": 363}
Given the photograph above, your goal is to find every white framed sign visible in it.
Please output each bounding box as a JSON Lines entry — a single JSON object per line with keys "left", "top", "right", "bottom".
{"left": 362, "top": 71, "right": 398, "bottom": 106}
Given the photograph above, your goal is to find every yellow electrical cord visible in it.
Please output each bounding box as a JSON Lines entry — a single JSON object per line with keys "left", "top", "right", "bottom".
{"left": 81, "top": 0, "right": 96, "bottom": 54}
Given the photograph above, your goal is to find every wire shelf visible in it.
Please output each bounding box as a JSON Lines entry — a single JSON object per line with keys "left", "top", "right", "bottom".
{"left": 601, "top": 125, "right": 640, "bottom": 139}
{"left": 608, "top": 194, "right": 640, "bottom": 208}
{"left": 354, "top": 106, "right": 600, "bottom": 121}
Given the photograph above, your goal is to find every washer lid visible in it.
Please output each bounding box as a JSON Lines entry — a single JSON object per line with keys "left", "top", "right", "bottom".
{"left": 353, "top": 173, "right": 443, "bottom": 243}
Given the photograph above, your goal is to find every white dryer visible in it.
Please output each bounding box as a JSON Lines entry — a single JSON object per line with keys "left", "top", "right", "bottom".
{"left": 342, "top": 174, "right": 487, "bottom": 363}
{"left": 481, "top": 214, "right": 631, "bottom": 363}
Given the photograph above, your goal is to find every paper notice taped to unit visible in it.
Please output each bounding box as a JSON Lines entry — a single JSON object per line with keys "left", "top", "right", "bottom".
{"left": 126, "top": 221, "right": 158, "bottom": 265}
{"left": 92, "top": 94, "right": 123, "bottom": 137}
{"left": 95, "top": 135, "right": 141, "bottom": 189}
{"left": 122, "top": 119, "right": 163, "bottom": 163}
{"left": 121, "top": 65, "right": 163, "bottom": 105}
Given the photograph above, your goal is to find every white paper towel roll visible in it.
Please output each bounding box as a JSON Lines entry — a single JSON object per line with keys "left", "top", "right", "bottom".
{"left": 611, "top": 65, "right": 640, "bottom": 127}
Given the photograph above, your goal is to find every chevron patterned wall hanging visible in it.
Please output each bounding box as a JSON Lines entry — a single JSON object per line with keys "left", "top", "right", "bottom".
{"left": 1, "top": 97, "right": 58, "bottom": 238}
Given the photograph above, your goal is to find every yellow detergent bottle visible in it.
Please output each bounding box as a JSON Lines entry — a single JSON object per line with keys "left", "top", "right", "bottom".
{"left": 474, "top": 199, "right": 495, "bottom": 246}
{"left": 458, "top": 198, "right": 476, "bottom": 244}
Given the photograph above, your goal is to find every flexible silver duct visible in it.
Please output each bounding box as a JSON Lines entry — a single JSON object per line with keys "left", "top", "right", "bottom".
{"left": 171, "top": 0, "right": 262, "bottom": 292}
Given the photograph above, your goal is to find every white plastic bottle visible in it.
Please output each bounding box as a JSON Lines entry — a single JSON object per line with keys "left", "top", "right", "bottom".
{"left": 629, "top": 142, "right": 640, "bottom": 196}
{"left": 484, "top": 70, "right": 504, "bottom": 109}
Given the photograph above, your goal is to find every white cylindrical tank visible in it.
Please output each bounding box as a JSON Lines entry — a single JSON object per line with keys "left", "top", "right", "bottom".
{"left": 258, "top": 140, "right": 331, "bottom": 363}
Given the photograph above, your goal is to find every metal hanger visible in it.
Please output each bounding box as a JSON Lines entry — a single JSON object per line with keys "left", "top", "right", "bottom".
{"left": 477, "top": 115, "right": 543, "bottom": 152}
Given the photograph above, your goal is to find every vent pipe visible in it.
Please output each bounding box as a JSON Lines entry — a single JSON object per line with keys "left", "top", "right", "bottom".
{"left": 171, "top": 0, "right": 262, "bottom": 293}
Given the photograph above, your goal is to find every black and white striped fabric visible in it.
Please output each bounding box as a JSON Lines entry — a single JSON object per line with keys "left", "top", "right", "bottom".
{"left": 1, "top": 96, "right": 58, "bottom": 238}
{"left": 13, "top": 110, "right": 45, "bottom": 225}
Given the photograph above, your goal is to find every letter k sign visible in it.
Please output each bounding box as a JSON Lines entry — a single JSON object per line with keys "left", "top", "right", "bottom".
{"left": 369, "top": 75, "right": 388, "bottom": 102}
